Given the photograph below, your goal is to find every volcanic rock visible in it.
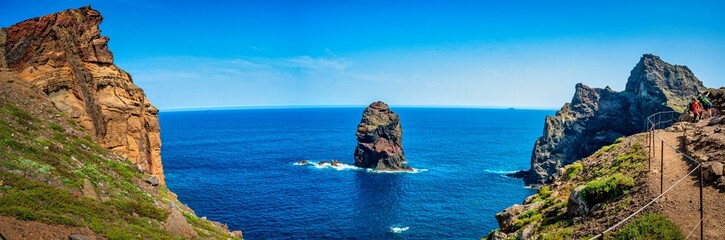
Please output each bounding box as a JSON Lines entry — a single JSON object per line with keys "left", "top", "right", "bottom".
{"left": 2, "top": 6, "right": 164, "bottom": 184}
{"left": 353, "top": 101, "right": 411, "bottom": 171}
{"left": 524, "top": 54, "right": 705, "bottom": 185}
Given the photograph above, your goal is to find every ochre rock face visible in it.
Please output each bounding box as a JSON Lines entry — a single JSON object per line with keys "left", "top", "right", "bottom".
{"left": 2, "top": 6, "right": 164, "bottom": 183}
{"left": 524, "top": 54, "right": 705, "bottom": 185}
{"left": 353, "top": 101, "right": 411, "bottom": 171}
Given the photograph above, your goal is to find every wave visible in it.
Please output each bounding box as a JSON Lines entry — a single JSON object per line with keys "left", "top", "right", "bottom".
{"left": 366, "top": 168, "right": 428, "bottom": 174}
{"left": 482, "top": 169, "right": 517, "bottom": 174}
{"left": 389, "top": 226, "right": 409, "bottom": 233}
{"left": 294, "top": 161, "right": 427, "bottom": 173}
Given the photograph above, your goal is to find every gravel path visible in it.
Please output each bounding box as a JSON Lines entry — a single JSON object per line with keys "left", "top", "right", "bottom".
{"left": 647, "top": 123, "right": 724, "bottom": 240}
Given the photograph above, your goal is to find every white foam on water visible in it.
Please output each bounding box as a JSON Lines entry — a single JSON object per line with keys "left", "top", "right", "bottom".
{"left": 366, "top": 168, "right": 428, "bottom": 174}
{"left": 294, "top": 161, "right": 427, "bottom": 174}
{"left": 389, "top": 226, "right": 409, "bottom": 233}
{"left": 483, "top": 169, "right": 517, "bottom": 174}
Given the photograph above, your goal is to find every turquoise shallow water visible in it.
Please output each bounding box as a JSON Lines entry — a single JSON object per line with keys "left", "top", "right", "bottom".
{"left": 159, "top": 108, "right": 553, "bottom": 239}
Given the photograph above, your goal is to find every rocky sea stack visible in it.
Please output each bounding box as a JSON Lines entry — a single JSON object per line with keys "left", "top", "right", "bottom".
{"left": 353, "top": 101, "right": 412, "bottom": 171}
{"left": 521, "top": 54, "right": 705, "bottom": 185}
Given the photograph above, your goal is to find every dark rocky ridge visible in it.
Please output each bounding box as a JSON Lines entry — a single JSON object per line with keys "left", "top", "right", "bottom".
{"left": 353, "top": 101, "right": 412, "bottom": 171}
{"left": 520, "top": 54, "right": 705, "bottom": 185}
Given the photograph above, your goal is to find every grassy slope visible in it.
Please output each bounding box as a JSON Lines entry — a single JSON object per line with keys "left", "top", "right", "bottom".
{"left": 0, "top": 76, "right": 237, "bottom": 239}
{"left": 484, "top": 135, "right": 684, "bottom": 239}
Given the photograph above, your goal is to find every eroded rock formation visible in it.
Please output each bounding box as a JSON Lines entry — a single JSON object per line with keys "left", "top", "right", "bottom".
{"left": 523, "top": 54, "right": 705, "bottom": 185}
{"left": 353, "top": 101, "right": 411, "bottom": 171}
{"left": 1, "top": 6, "right": 164, "bottom": 183}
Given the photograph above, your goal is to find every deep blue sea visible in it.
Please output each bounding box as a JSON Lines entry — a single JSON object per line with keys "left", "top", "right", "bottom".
{"left": 159, "top": 107, "right": 554, "bottom": 239}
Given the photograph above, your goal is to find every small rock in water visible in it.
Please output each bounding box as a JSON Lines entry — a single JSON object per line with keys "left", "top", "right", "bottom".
{"left": 330, "top": 160, "right": 342, "bottom": 167}
{"left": 295, "top": 160, "right": 309, "bottom": 165}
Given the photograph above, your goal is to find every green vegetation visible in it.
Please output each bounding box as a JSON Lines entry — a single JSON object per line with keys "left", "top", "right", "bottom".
{"left": 0, "top": 170, "right": 172, "bottom": 239}
{"left": 531, "top": 186, "right": 553, "bottom": 203}
{"left": 510, "top": 211, "right": 542, "bottom": 232}
{"left": 49, "top": 122, "right": 64, "bottom": 132}
{"left": 612, "top": 214, "right": 684, "bottom": 240}
{"left": 580, "top": 173, "right": 634, "bottom": 207}
{"left": 594, "top": 142, "right": 646, "bottom": 178}
{"left": 563, "top": 162, "right": 583, "bottom": 181}
{"left": 0, "top": 103, "right": 237, "bottom": 239}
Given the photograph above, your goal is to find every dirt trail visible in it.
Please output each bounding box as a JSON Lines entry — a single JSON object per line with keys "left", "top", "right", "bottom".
{"left": 647, "top": 122, "right": 725, "bottom": 240}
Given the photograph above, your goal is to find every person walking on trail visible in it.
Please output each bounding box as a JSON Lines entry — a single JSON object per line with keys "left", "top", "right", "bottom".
{"left": 697, "top": 92, "right": 713, "bottom": 118}
{"left": 690, "top": 97, "right": 701, "bottom": 123}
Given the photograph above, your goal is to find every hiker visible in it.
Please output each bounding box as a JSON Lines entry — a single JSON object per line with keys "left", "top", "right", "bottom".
{"left": 697, "top": 92, "right": 713, "bottom": 118}
{"left": 690, "top": 98, "right": 701, "bottom": 123}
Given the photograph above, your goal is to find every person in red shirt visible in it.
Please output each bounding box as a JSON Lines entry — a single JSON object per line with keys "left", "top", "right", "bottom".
{"left": 690, "top": 98, "right": 701, "bottom": 123}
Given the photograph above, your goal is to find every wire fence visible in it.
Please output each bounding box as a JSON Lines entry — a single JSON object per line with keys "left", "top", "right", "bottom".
{"left": 589, "top": 111, "right": 705, "bottom": 240}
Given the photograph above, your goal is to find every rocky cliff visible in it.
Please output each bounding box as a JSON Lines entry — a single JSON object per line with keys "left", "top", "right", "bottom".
{"left": 0, "top": 6, "right": 242, "bottom": 239}
{"left": 353, "top": 101, "right": 412, "bottom": 171}
{"left": 1, "top": 6, "right": 164, "bottom": 183}
{"left": 524, "top": 54, "right": 705, "bottom": 185}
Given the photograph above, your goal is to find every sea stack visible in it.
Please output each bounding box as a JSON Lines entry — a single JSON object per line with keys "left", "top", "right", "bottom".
{"left": 353, "top": 101, "right": 412, "bottom": 171}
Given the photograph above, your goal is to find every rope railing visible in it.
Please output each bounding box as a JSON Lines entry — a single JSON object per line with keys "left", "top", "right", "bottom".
{"left": 589, "top": 111, "right": 704, "bottom": 240}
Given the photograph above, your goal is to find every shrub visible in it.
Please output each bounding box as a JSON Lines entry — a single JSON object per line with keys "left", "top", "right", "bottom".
{"left": 613, "top": 214, "right": 684, "bottom": 240}
{"left": 564, "top": 162, "right": 583, "bottom": 181}
{"left": 532, "top": 186, "right": 553, "bottom": 203}
{"left": 49, "top": 123, "right": 64, "bottom": 132}
{"left": 580, "top": 173, "right": 634, "bottom": 207}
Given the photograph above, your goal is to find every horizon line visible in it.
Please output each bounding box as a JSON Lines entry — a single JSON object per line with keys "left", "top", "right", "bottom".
{"left": 158, "top": 104, "right": 560, "bottom": 112}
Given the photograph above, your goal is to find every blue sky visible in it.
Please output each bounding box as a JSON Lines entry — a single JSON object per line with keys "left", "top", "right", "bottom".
{"left": 2, "top": 0, "right": 724, "bottom": 110}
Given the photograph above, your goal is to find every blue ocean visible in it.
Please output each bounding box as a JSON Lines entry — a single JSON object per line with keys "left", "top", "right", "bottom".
{"left": 159, "top": 107, "right": 553, "bottom": 239}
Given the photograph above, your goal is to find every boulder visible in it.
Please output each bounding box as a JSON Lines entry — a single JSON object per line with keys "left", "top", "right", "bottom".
{"left": 163, "top": 201, "right": 198, "bottom": 239}
{"left": 68, "top": 234, "right": 92, "bottom": 240}
{"left": 489, "top": 230, "right": 508, "bottom": 240}
{"left": 81, "top": 179, "right": 98, "bottom": 200}
{"left": 494, "top": 201, "right": 543, "bottom": 232}
{"left": 567, "top": 186, "right": 589, "bottom": 217}
{"left": 353, "top": 101, "right": 411, "bottom": 171}
{"left": 144, "top": 176, "right": 160, "bottom": 186}
{"left": 702, "top": 162, "right": 724, "bottom": 182}
{"left": 708, "top": 117, "right": 723, "bottom": 126}
{"left": 295, "top": 160, "right": 309, "bottom": 165}
{"left": 231, "top": 230, "right": 243, "bottom": 238}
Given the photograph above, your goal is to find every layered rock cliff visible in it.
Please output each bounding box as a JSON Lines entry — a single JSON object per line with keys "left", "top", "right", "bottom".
{"left": 1, "top": 6, "right": 164, "bottom": 183}
{"left": 0, "top": 6, "right": 241, "bottom": 239}
{"left": 353, "top": 101, "right": 412, "bottom": 171}
{"left": 524, "top": 54, "right": 705, "bottom": 185}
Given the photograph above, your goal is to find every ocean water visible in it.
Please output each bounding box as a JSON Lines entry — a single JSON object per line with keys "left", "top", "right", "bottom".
{"left": 159, "top": 108, "right": 554, "bottom": 239}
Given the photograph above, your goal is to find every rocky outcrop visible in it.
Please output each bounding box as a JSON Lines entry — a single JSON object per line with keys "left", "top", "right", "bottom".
{"left": 353, "top": 101, "right": 411, "bottom": 171}
{"left": 524, "top": 54, "right": 705, "bottom": 185}
{"left": 163, "top": 202, "right": 198, "bottom": 239}
{"left": 1, "top": 6, "right": 164, "bottom": 183}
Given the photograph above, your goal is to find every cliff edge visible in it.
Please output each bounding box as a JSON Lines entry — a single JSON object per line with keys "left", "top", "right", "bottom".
{"left": 523, "top": 54, "right": 705, "bottom": 185}
{"left": 1, "top": 6, "right": 164, "bottom": 183}
{"left": 0, "top": 6, "right": 242, "bottom": 239}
